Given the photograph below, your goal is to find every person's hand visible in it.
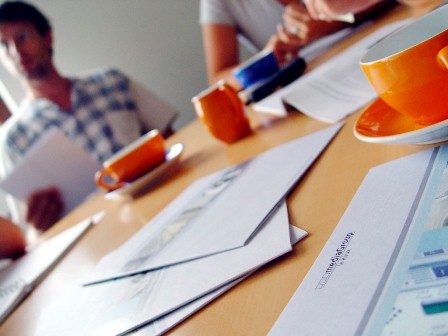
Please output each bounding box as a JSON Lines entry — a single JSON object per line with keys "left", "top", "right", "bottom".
{"left": 281, "top": 3, "right": 347, "bottom": 45}
{"left": 0, "top": 216, "right": 26, "bottom": 259}
{"left": 26, "top": 187, "right": 64, "bottom": 231}
{"left": 266, "top": 16, "right": 310, "bottom": 68}
{"left": 303, "top": 0, "right": 382, "bottom": 20}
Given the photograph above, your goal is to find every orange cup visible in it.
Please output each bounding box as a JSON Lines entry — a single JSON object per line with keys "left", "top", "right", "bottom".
{"left": 95, "top": 129, "right": 166, "bottom": 191}
{"left": 360, "top": 5, "right": 448, "bottom": 126}
{"left": 192, "top": 81, "right": 251, "bottom": 144}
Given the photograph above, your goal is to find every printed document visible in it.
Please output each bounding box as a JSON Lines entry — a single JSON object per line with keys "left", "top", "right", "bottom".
{"left": 269, "top": 148, "right": 436, "bottom": 335}
{"left": 85, "top": 123, "right": 342, "bottom": 285}
{"left": 0, "top": 128, "right": 101, "bottom": 214}
{"left": 252, "top": 25, "right": 362, "bottom": 115}
{"left": 365, "top": 145, "right": 448, "bottom": 336}
{"left": 253, "top": 20, "right": 412, "bottom": 120}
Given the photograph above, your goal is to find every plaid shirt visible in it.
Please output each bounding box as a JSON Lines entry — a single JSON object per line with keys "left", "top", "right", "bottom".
{"left": 4, "top": 68, "right": 145, "bottom": 163}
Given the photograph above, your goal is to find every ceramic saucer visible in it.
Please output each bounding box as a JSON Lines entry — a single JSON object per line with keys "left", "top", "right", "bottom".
{"left": 354, "top": 98, "right": 448, "bottom": 145}
{"left": 106, "top": 143, "right": 184, "bottom": 198}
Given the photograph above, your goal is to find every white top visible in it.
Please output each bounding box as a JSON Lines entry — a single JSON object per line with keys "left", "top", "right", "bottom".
{"left": 200, "top": 0, "right": 284, "bottom": 52}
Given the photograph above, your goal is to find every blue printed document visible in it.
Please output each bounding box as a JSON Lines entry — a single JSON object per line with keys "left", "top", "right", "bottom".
{"left": 270, "top": 147, "right": 438, "bottom": 336}
{"left": 365, "top": 145, "right": 448, "bottom": 336}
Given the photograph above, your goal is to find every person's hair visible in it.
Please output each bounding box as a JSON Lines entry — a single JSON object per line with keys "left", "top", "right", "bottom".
{"left": 0, "top": 1, "right": 51, "bottom": 36}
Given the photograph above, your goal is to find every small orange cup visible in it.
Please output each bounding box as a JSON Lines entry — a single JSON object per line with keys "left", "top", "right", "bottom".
{"left": 192, "top": 81, "right": 251, "bottom": 144}
{"left": 361, "top": 5, "right": 448, "bottom": 125}
{"left": 95, "top": 130, "right": 165, "bottom": 191}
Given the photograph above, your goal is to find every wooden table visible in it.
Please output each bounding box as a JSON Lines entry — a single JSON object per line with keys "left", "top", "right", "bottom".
{"left": 0, "top": 2, "right": 443, "bottom": 335}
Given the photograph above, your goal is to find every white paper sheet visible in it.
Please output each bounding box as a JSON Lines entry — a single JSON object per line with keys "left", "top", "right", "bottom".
{"left": 0, "top": 128, "right": 102, "bottom": 214}
{"left": 0, "top": 211, "right": 104, "bottom": 322}
{"left": 34, "top": 204, "right": 307, "bottom": 336}
{"left": 252, "top": 26, "right": 360, "bottom": 115}
{"left": 254, "top": 20, "right": 411, "bottom": 119}
{"left": 85, "top": 123, "right": 342, "bottom": 285}
{"left": 269, "top": 148, "right": 436, "bottom": 336}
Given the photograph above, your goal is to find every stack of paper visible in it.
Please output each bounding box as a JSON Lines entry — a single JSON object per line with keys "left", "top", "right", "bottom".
{"left": 35, "top": 124, "right": 342, "bottom": 335}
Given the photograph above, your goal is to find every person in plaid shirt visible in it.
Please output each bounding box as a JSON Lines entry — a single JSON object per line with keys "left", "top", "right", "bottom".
{"left": 0, "top": 1, "right": 176, "bottom": 247}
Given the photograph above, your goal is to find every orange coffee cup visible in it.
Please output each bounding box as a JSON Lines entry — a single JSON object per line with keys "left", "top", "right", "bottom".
{"left": 95, "top": 129, "right": 166, "bottom": 191}
{"left": 191, "top": 81, "right": 251, "bottom": 144}
{"left": 360, "top": 5, "right": 448, "bottom": 126}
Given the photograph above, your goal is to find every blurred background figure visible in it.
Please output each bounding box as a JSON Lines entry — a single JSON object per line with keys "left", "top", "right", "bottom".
{"left": 0, "top": 1, "right": 176, "bottom": 233}
{"left": 200, "top": 0, "right": 349, "bottom": 89}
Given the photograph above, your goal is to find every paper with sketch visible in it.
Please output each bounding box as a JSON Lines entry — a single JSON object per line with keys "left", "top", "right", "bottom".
{"left": 254, "top": 20, "right": 411, "bottom": 119}
{"left": 85, "top": 123, "right": 342, "bottom": 285}
{"left": 36, "top": 274, "right": 248, "bottom": 336}
{"left": 0, "top": 211, "right": 104, "bottom": 323}
{"left": 269, "top": 148, "right": 436, "bottom": 336}
{"left": 0, "top": 128, "right": 101, "bottom": 214}
{"left": 362, "top": 145, "right": 448, "bottom": 336}
{"left": 36, "top": 225, "right": 306, "bottom": 336}
{"left": 35, "top": 204, "right": 307, "bottom": 336}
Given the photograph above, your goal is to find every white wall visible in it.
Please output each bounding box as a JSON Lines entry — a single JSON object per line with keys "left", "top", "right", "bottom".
{"left": 0, "top": 0, "right": 207, "bottom": 129}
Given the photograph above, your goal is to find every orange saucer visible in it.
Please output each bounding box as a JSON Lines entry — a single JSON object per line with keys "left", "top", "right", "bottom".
{"left": 354, "top": 98, "right": 448, "bottom": 145}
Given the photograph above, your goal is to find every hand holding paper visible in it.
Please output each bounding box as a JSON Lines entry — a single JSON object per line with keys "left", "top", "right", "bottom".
{"left": 0, "top": 128, "right": 102, "bottom": 218}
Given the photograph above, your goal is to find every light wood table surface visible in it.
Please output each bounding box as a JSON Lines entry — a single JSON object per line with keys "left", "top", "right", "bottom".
{"left": 0, "top": 2, "right": 443, "bottom": 335}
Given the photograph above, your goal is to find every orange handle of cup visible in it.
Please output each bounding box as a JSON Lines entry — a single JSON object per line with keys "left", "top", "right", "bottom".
{"left": 437, "top": 45, "right": 448, "bottom": 70}
{"left": 219, "top": 84, "right": 251, "bottom": 138}
{"left": 95, "top": 169, "right": 126, "bottom": 192}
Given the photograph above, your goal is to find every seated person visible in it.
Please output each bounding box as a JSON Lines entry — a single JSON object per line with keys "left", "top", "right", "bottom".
{"left": 200, "top": 0, "right": 394, "bottom": 89}
{"left": 200, "top": 0, "right": 348, "bottom": 89}
{"left": 0, "top": 1, "right": 177, "bottom": 232}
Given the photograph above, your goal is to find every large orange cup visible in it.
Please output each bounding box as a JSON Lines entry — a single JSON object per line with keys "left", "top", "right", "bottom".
{"left": 95, "top": 129, "right": 166, "bottom": 191}
{"left": 191, "top": 81, "right": 251, "bottom": 143}
{"left": 361, "top": 4, "right": 448, "bottom": 126}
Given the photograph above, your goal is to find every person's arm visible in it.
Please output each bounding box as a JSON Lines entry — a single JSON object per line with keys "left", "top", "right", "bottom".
{"left": 202, "top": 23, "right": 303, "bottom": 88}
{"left": 303, "top": 0, "right": 384, "bottom": 20}
{"left": 202, "top": 23, "right": 242, "bottom": 89}
{"left": 0, "top": 216, "right": 26, "bottom": 259}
